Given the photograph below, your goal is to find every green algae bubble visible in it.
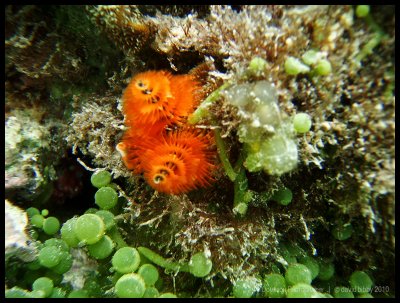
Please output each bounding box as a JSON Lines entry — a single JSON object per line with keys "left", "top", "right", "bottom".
{"left": 298, "top": 256, "right": 320, "bottom": 280}
{"left": 143, "top": 287, "right": 160, "bottom": 298}
{"left": 32, "top": 277, "right": 54, "bottom": 298}
{"left": 248, "top": 57, "right": 267, "bottom": 76}
{"left": 349, "top": 271, "right": 373, "bottom": 294}
{"left": 85, "top": 208, "right": 99, "bottom": 214}
{"left": 285, "top": 57, "right": 310, "bottom": 75}
{"left": 95, "top": 210, "right": 115, "bottom": 230}
{"left": 301, "top": 50, "right": 321, "bottom": 66}
{"left": 74, "top": 214, "right": 105, "bottom": 245}
{"left": 51, "top": 250, "right": 73, "bottom": 274}
{"left": 138, "top": 264, "right": 159, "bottom": 286}
{"left": 232, "top": 278, "right": 260, "bottom": 298}
{"left": 293, "top": 113, "right": 312, "bottom": 133}
{"left": 87, "top": 235, "right": 115, "bottom": 260}
{"left": 285, "top": 263, "right": 312, "bottom": 286}
{"left": 112, "top": 247, "right": 141, "bottom": 274}
{"left": 332, "top": 223, "right": 353, "bottom": 240}
{"left": 44, "top": 238, "right": 69, "bottom": 252}
{"left": 188, "top": 252, "right": 213, "bottom": 278}
{"left": 42, "top": 216, "right": 60, "bottom": 235}
{"left": 91, "top": 170, "right": 112, "bottom": 188}
{"left": 314, "top": 59, "right": 332, "bottom": 76}
{"left": 115, "top": 273, "right": 146, "bottom": 298}
{"left": 272, "top": 187, "right": 293, "bottom": 206}
{"left": 26, "top": 207, "right": 40, "bottom": 217}
{"left": 60, "top": 217, "right": 80, "bottom": 248}
{"left": 95, "top": 186, "right": 118, "bottom": 210}
{"left": 263, "top": 273, "right": 286, "bottom": 298}
{"left": 38, "top": 246, "right": 62, "bottom": 268}
{"left": 31, "top": 214, "right": 45, "bottom": 228}
{"left": 356, "top": 5, "right": 370, "bottom": 18}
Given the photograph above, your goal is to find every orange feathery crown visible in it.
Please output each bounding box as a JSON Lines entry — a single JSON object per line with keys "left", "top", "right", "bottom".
{"left": 140, "top": 129, "right": 216, "bottom": 194}
{"left": 118, "top": 70, "right": 216, "bottom": 195}
{"left": 116, "top": 124, "right": 164, "bottom": 174}
{"left": 122, "top": 70, "right": 200, "bottom": 127}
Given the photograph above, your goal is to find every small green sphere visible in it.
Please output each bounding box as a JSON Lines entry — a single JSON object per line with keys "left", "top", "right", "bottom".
{"left": 272, "top": 188, "right": 293, "bottom": 206}
{"left": 26, "top": 207, "right": 40, "bottom": 217}
{"left": 87, "top": 235, "right": 115, "bottom": 260}
{"left": 301, "top": 50, "right": 321, "bottom": 66}
{"left": 74, "top": 214, "right": 105, "bottom": 245}
{"left": 31, "top": 214, "right": 45, "bottom": 228}
{"left": 112, "top": 247, "right": 141, "bottom": 274}
{"left": 232, "top": 278, "right": 260, "bottom": 298}
{"left": 95, "top": 187, "right": 118, "bottom": 210}
{"left": 285, "top": 57, "right": 310, "bottom": 75}
{"left": 44, "top": 238, "right": 69, "bottom": 252}
{"left": 38, "top": 246, "right": 62, "bottom": 268}
{"left": 293, "top": 113, "right": 312, "bottom": 133}
{"left": 41, "top": 209, "right": 49, "bottom": 217}
{"left": 60, "top": 217, "right": 80, "bottom": 248}
{"left": 115, "top": 273, "right": 146, "bottom": 298}
{"left": 143, "top": 287, "right": 160, "bottom": 298}
{"left": 318, "top": 260, "right": 335, "bottom": 281}
{"left": 349, "top": 271, "right": 373, "bottom": 294}
{"left": 248, "top": 57, "right": 268, "bottom": 76}
{"left": 32, "top": 277, "right": 54, "bottom": 298}
{"left": 298, "top": 256, "right": 320, "bottom": 280}
{"left": 91, "top": 170, "right": 112, "bottom": 188}
{"left": 85, "top": 208, "right": 99, "bottom": 214}
{"left": 333, "top": 286, "right": 355, "bottom": 298}
{"left": 287, "top": 283, "right": 317, "bottom": 298}
{"left": 188, "top": 252, "right": 213, "bottom": 278}
{"left": 51, "top": 250, "right": 73, "bottom": 274}
{"left": 332, "top": 223, "right": 353, "bottom": 240}
{"left": 314, "top": 59, "right": 332, "bottom": 76}
{"left": 356, "top": 5, "right": 370, "bottom": 18}
{"left": 263, "top": 273, "right": 286, "bottom": 298}
{"left": 138, "top": 264, "right": 159, "bottom": 286}
{"left": 42, "top": 217, "right": 60, "bottom": 235}
{"left": 95, "top": 210, "right": 115, "bottom": 230}
{"left": 285, "top": 263, "right": 312, "bottom": 286}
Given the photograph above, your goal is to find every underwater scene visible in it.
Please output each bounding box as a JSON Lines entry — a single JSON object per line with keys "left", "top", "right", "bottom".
{"left": 5, "top": 5, "right": 395, "bottom": 298}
